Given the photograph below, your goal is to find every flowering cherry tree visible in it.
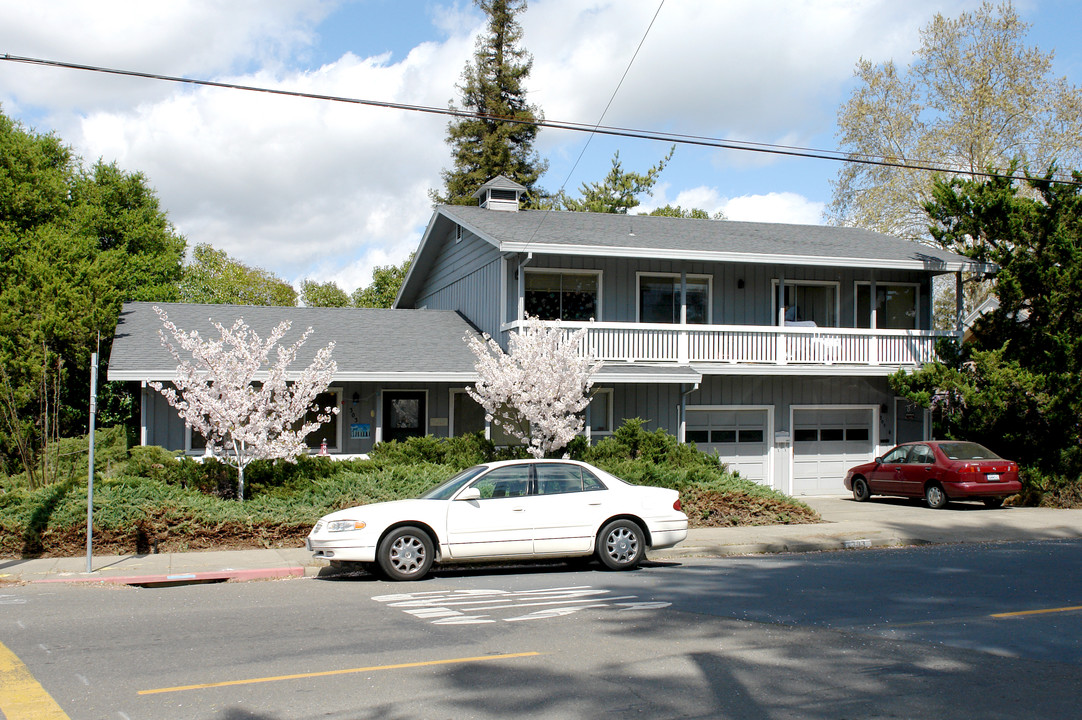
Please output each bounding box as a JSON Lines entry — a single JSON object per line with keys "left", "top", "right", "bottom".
{"left": 466, "top": 316, "right": 602, "bottom": 458}
{"left": 149, "top": 307, "right": 338, "bottom": 500}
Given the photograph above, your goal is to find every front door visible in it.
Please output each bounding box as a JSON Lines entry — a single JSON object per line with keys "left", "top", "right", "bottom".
{"left": 383, "top": 391, "right": 426, "bottom": 443}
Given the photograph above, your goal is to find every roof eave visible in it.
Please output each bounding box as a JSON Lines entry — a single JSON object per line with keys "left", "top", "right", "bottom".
{"left": 109, "top": 370, "right": 480, "bottom": 383}
{"left": 499, "top": 241, "right": 983, "bottom": 273}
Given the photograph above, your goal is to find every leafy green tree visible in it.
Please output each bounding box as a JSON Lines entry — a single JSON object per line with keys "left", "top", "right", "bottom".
{"left": 554, "top": 147, "right": 674, "bottom": 214}
{"left": 0, "top": 108, "right": 185, "bottom": 481}
{"left": 179, "top": 244, "right": 296, "bottom": 307}
{"left": 432, "top": 0, "right": 547, "bottom": 205}
{"left": 351, "top": 255, "right": 413, "bottom": 308}
{"left": 829, "top": 1, "right": 1082, "bottom": 242}
{"left": 300, "top": 279, "right": 350, "bottom": 308}
{"left": 647, "top": 204, "right": 725, "bottom": 220}
{"left": 891, "top": 170, "right": 1082, "bottom": 492}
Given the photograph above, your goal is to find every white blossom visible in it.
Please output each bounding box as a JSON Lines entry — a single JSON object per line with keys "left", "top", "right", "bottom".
{"left": 149, "top": 307, "right": 338, "bottom": 500}
{"left": 465, "top": 316, "right": 602, "bottom": 459}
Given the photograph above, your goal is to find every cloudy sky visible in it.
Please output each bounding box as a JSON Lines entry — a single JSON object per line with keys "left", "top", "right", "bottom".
{"left": 1, "top": 0, "right": 1079, "bottom": 294}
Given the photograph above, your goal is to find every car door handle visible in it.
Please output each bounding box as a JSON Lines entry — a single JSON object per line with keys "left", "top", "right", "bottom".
{"left": 588, "top": 502, "right": 602, "bottom": 506}
{"left": 512, "top": 507, "right": 525, "bottom": 512}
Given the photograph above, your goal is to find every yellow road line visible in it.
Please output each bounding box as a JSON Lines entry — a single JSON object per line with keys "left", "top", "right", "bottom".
{"left": 0, "top": 642, "right": 71, "bottom": 720}
{"left": 991, "top": 605, "right": 1082, "bottom": 618}
{"left": 139, "top": 651, "right": 542, "bottom": 695}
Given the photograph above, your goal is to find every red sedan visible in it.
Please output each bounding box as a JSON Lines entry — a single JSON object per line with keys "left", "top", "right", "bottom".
{"left": 844, "top": 441, "right": 1021, "bottom": 509}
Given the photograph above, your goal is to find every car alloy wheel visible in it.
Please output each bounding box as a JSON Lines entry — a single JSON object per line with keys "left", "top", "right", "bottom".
{"left": 377, "top": 526, "right": 434, "bottom": 581}
{"left": 597, "top": 519, "right": 645, "bottom": 570}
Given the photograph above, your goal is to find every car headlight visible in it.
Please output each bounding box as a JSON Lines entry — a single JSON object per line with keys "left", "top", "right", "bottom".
{"left": 326, "top": 520, "right": 366, "bottom": 532}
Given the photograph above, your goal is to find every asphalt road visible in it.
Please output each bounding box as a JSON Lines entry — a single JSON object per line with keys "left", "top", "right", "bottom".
{"left": 2, "top": 539, "right": 1080, "bottom": 719}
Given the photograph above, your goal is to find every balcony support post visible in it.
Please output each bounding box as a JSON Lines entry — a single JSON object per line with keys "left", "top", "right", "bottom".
{"left": 955, "top": 271, "right": 964, "bottom": 342}
{"left": 869, "top": 274, "right": 879, "bottom": 365}
{"left": 776, "top": 277, "right": 787, "bottom": 365}
{"left": 678, "top": 271, "right": 689, "bottom": 364}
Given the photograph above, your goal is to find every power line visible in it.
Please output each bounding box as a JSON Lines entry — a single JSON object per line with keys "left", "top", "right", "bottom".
{"left": 2, "top": 52, "right": 1079, "bottom": 186}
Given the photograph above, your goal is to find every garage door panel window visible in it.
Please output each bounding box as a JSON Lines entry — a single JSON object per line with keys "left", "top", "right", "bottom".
{"left": 689, "top": 428, "right": 764, "bottom": 444}
{"left": 846, "top": 428, "right": 869, "bottom": 441}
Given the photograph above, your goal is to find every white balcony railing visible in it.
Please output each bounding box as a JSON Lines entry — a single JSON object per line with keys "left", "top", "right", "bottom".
{"left": 502, "top": 320, "right": 952, "bottom": 367}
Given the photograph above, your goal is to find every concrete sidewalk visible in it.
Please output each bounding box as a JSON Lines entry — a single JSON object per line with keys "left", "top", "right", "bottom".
{"left": 3, "top": 496, "right": 1080, "bottom": 587}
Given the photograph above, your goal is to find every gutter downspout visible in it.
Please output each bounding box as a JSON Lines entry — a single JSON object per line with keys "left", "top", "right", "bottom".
{"left": 678, "top": 382, "right": 700, "bottom": 444}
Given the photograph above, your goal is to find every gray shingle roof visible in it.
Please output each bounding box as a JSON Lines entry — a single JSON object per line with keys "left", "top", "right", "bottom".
{"left": 439, "top": 205, "right": 977, "bottom": 272}
{"left": 109, "top": 302, "right": 483, "bottom": 381}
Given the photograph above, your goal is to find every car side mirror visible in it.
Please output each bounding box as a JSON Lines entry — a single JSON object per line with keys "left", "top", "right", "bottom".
{"left": 874, "top": 457, "right": 883, "bottom": 465}
{"left": 457, "top": 487, "right": 482, "bottom": 501}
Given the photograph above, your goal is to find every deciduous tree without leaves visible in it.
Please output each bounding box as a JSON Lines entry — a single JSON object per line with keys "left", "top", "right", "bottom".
{"left": 829, "top": 1, "right": 1082, "bottom": 242}
{"left": 149, "top": 307, "right": 338, "bottom": 500}
{"left": 465, "top": 316, "right": 602, "bottom": 458}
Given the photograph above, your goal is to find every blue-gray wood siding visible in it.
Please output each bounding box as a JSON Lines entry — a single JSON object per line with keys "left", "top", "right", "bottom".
{"left": 144, "top": 375, "right": 903, "bottom": 454}
{"left": 144, "top": 381, "right": 478, "bottom": 453}
{"left": 412, "top": 223, "right": 504, "bottom": 336}
{"left": 598, "top": 374, "right": 898, "bottom": 445}
{"left": 503, "top": 254, "right": 934, "bottom": 329}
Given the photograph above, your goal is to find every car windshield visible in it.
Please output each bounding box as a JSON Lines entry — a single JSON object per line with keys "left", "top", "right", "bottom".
{"left": 418, "top": 466, "right": 489, "bottom": 500}
{"left": 938, "top": 442, "right": 1001, "bottom": 460}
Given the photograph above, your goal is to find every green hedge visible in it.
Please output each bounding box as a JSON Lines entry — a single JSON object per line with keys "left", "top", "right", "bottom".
{"left": 0, "top": 421, "right": 815, "bottom": 558}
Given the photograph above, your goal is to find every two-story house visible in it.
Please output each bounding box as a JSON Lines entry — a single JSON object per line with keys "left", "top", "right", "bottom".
{"left": 110, "top": 175, "right": 985, "bottom": 496}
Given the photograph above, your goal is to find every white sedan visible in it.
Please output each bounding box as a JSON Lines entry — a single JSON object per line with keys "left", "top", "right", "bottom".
{"left": 306, "top": 459, "right": 688, "bottom": 580}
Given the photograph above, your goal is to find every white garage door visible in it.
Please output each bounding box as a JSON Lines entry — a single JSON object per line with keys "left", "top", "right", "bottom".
{"left": 687, "top": 408, "right": 769, "bottom": 484}
{"left": 791, "top": 408, "right": 875, "bottom": 496}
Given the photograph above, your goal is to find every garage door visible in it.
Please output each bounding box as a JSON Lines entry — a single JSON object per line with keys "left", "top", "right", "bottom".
{"left": 791, "top": 408, "right": 875, "bottom": 495}
{"left": 686, "top": 409, "right": 769, "bottom": 484}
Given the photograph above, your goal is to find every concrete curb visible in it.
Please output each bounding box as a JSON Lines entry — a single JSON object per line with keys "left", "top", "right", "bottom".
{"left": 28, "top": 566, "right": 308, "bottom": 587}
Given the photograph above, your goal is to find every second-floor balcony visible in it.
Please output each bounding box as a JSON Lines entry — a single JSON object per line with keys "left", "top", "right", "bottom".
{"left": 503, "top": 320, "right": 955, "bottom": 368}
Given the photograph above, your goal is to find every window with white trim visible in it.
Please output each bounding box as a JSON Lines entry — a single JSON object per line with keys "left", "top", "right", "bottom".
{"left": 637, "top": 273, "right": 711, "bottom": 324}
{"left": 855, "top": 282, "right": 919, "bottom": 330}
{"left": 303, "top": 388, "right": 342, "bottom": 451}
{"left": 524, "top": 270, "right": 600, "bottom": 321}
{"left": 588, "top": 388, "right": 614, "bottom": 435}
{"left": 772, "top": 280, "right": 839, "bottom": 327}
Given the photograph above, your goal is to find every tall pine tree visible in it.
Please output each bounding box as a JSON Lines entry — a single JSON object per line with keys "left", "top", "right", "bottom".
{"left": 432, "top": 0, "right": 547, "bottom": 206}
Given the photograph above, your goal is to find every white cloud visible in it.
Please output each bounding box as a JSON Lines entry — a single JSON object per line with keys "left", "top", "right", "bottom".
{"left": 0, "top": 0, "right": 991, "bottom": 293}
{"left": 525, "top": 0, "right": 972, "bottom": 152}
{"left": 69, "top": 36, "right": 474, "bottom": 292}
{"left": 0, "top": 1, "right": 334, "bottom": 114}
{"left": 642, "top": 184, "right": 825, "bottom": 225}
{"left": 722, "top": 193, "right": 826, "bottom": 225}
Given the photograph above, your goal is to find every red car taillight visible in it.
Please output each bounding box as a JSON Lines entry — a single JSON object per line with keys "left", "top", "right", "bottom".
{"left": 959, "top": 463, "right": 981, "bottom": 474}
{"left": 673, "top": 499, "right": 682, "bottom": 512}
